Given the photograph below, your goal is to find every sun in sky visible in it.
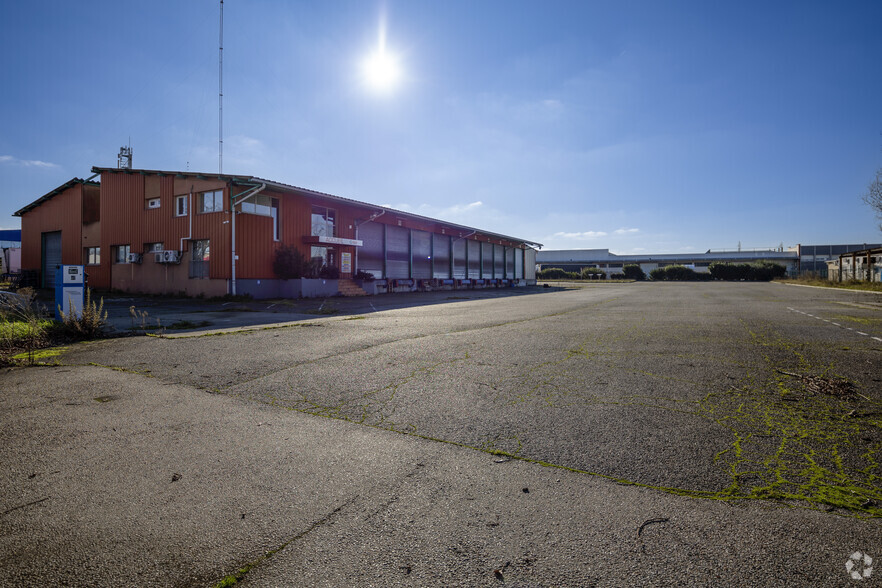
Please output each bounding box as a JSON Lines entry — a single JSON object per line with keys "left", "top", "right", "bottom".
{"left": 361, "top": 13, "right": 401, "bottom": 94}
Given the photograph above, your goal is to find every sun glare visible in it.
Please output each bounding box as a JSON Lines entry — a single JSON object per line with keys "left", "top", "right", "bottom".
{"left": 363, "top": 49, "right": 401, "bottom": 92}
{"left": 361, "top": 12, "right": 401, "bottom": 94}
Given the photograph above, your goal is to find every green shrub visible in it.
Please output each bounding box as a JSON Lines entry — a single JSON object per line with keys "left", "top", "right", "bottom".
{"left": 650, "top": 265, "right": 709, "bottom": 281}
{"left": 623, "top": 264, "right": 646, "bottom": 281}
{"left": 319, "top": 264, "right": 340, "bottom": 279}
{"left": 538, "top": 267, "right": 580, "bottom": 280}
{"left": 709, "top": 261, "right": 787, "bottom": 281}
{"left": 580, "top": 267, "right": 605, "bottom": 280}
{"left": 609, "top": 272, "right": 626, "bottom": 280}
{"left": 273, "top": 244, "right": 310, "bottom": 279}
{"left": 0, "top": 288, "right": 49, "bottom": 362}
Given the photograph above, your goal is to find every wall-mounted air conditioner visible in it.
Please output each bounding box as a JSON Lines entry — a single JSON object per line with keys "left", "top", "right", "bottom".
{"left": 126, "top": 253, "right": 143, "bottom": 264}
{"left": 154, "top": 250, "right": 181, "bottom": 264}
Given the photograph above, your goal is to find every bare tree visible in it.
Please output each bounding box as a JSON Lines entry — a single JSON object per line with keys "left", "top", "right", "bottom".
{"left": 864, "top": 167, "right": 882, "bottom": 230}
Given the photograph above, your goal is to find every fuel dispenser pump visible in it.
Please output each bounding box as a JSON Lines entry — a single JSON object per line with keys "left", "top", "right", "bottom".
{"left": 55, "top": 265, "right": 85, "bottom": 321}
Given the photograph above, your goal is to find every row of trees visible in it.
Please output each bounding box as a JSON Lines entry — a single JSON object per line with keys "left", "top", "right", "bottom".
{"left": 537, "top": 264, "right": 647, "bottom": 281}
{"left": 648, "top": 261, "right": 786, "bottom": 281}
{"left": 540, "top": 261, "right": 786, "bottom": 282}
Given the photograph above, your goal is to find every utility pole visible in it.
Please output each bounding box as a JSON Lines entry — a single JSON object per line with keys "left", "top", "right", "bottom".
{"left": 219, "top": 0, "right": 224, "bottom": 174}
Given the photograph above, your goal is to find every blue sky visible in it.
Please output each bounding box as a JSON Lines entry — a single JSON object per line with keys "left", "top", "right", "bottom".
{"left": 2, "top": 0, "right": 881, "bottom": 253}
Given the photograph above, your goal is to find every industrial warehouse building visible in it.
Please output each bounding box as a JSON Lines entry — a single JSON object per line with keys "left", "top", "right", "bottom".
{"left": 536, "top": 243, "right": 882, "bottom": 278}
{"left": 14, "top": 167, "right": 540, "bottom": 298}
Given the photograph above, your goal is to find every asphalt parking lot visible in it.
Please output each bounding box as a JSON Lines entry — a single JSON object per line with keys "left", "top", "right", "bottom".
{"left": 1, "top": 282, "right": 880, "bottom": 586}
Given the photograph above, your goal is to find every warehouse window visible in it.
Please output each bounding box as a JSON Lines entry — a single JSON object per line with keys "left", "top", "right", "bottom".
{"left": 175, "top": 195, "right": 188, "bottom": 216}
{"left": 198, "top": 190, "right": 223, "bottom": 213}
{"left": 190, "top": 240, "right": 210, "bottom": 279}
{"left": 115, "top": 245, "right": 131, "bottom": 264}
{"left": 311, "top": 206, "right": 335, "bottom": 238}
{"left": 85, "top": 247, "right": 100, "bottom": 266}
{"left": 144, "top": 243, "right": 163, "bottom": 254}
{"left": 240, "top": 195, "right": 280, "bottom": 240}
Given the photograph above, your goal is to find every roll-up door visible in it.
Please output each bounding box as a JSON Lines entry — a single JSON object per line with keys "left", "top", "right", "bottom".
{"left": 494, "top": 245, "right": 504, "bottom": 278}
{"left": 432, "top": 234, "right": 451, "bottom": 278}
{"left": 41, "top": 231, "right": 62, "bottom": 289}
{"left": 515, "top": 248, "right": 524, "bottom": 279}
{"left": 412, "top": 230, "right": 432, "bottom": 279}
{"left": 524, "top": 248, "right": 537, "bottom": 280}
{"left": 386, "top": 225, "right": 410, "bottom": 278}
{"left": 358, "top": 222, "right": 384, "bottom": 277}
{"left": 505, "top": 247, "right": 515, "bottom": 278}
{"left": 452, "top": 239, "right": 466, "bottom": 279}
{"left": 481, "top": 242, "right": 493, "bottom": 277}
{"left": 467, "top": 240, "right": 480, "bottom": 278}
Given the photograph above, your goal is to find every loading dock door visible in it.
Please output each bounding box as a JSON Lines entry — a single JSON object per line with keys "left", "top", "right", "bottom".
{"left": 385, "top": 225, "right": 410, "bottom": 278}
{"left": 41, "top": 231, "right": 62, "bottom": 289}
{"left": 358, "top": 222, "right": 384, "bottom": 278}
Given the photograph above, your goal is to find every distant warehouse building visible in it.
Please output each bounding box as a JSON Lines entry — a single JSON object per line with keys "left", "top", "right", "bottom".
{"left": 536, "top": 248, "right": 798, "bottom": 276}
{"left": 536, "top": 244, "right": 882, "bottom": 278}
{"left": 14, "top": 167, "right": 541, "bottom": 298}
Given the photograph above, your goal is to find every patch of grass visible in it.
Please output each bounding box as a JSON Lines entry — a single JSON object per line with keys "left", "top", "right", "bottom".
{"left": 832, "top": 315, "right": 882, "bottom": 326}
{"left": 0, "top": 319, "right": 55, "bottom": 339}
{"left": 305, "top": 301, "right": 339, "bottom": 315}
{"left": 167, "top": 320, "right": 212, "bottom": 330}
{"left": 12, "top": 347, "right": 67, "bottom": 362}
{"left": 777, "top": 277, "right": 882, "bottom": 293}
{"left": 342, "top": 316, "right": 366, "bottom": 321}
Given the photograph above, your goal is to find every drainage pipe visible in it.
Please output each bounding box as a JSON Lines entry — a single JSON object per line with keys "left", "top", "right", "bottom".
{"left": 230, "top": 181, "right": 266, "bottom": 295}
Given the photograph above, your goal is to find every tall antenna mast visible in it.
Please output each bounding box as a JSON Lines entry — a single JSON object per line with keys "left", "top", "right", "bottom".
{"left": 219, "top": 0, "right": 224, "bottom": 174}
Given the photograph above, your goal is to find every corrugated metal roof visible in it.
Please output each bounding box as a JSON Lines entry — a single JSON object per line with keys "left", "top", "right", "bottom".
{"left": 91, "top": 167, "right": 543, "bottom": 248}
{"left": 14, "top": 178, "right": 99, "bottom": 217}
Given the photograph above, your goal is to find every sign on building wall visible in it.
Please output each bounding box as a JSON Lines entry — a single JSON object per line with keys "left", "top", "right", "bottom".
{"left": 341, "top": 252, "right": 351, "bottom": 274}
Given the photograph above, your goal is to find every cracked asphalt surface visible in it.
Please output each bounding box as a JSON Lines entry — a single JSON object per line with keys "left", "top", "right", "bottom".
{"left": 1, "top": 282, "right": 880, "bottom": 586}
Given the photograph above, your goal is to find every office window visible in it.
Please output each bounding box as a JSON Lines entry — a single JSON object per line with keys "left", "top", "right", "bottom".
{"left": 311, "top": 206, "right": 336, "bottom": 238}
{"left": 115, "top": 245, "right": 131, "bottom": 264}
{"left": 144, "top": 242, "right": 163, "bottom": 254}
{"left": 240, "top": 195, "right": 280, "bottom": 240}
{"left": 85, "top": 247, "right": 100, "bottom": 265}
{"left": 175, "top": 195, "right": 188, "bottom": 216}
{"left": 198, "top": 190, "right": 223, "bottom": 213}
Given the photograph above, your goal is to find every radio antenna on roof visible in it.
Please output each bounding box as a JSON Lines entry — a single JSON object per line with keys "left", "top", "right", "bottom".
{"left": 219, "top": 0, "right": 224, "bottom": 174}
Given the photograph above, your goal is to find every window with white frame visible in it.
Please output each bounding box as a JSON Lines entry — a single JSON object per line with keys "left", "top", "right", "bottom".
{"left": 115, "top": 244, "right": 131, "bottom": 264}
{"left": 85, "top": 247, "right": 100, "bottom": 265}
{"left": 175, "top": 195, "right": 188, "bottom": 216}
{"left": 198, "top": 190, "right": 223, "bottom": 213}
{"left": 240, "top": 195, "right": 280, "bottom": 240}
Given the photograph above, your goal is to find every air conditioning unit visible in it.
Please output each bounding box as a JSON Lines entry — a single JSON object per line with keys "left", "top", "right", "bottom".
{"left": 154, "top": 252, "right": 165, "bottom": 264}
{"left": 126, "top": 253, "right": 143, "bottom": 264}
{"left": 162, "top": 250, "right": 181, "bottom": 263}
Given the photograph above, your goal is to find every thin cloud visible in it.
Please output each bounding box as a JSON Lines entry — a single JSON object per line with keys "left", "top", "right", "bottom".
{"left": 552, "top": 230, "right": 607, "bottom": 239}
{"left": 614, "top": 227, "right": 640, "bottom": 235}
{"left": 0, "top": 155, "right": 59, "bottom": 169}
{"left": 394, "top": 200, "right": 484, "bottom": 219}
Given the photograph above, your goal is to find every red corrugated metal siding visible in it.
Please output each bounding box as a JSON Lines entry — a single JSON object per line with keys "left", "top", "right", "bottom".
{"left": 19, "top": 183, "right": 84, "bottom": 274}
{"left": 99, "top": 172, "right": 233, "bottom": 291}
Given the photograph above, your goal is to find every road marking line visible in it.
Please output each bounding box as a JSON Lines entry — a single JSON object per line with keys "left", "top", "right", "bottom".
{"left": 788, "top": 307, "right": 881, "bottom": 343}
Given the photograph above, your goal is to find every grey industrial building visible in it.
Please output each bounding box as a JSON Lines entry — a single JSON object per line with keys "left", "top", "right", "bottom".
{"left": 536, "top": 243, "right": 882, "bottom": 278}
